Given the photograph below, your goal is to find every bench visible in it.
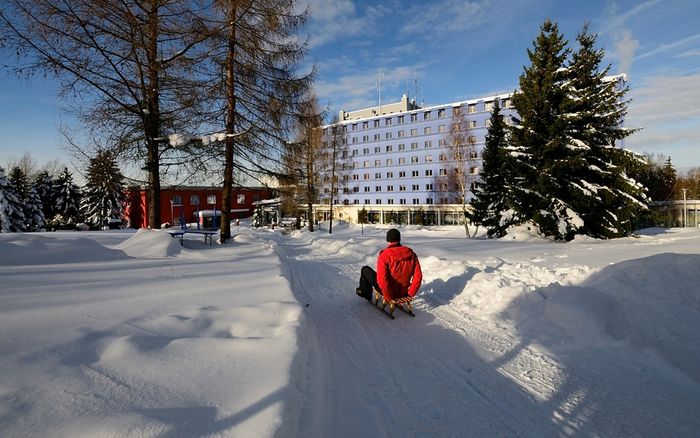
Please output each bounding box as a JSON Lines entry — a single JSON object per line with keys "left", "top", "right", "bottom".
{"left": 167, "top": 229, "right": 218, "bottom": 246}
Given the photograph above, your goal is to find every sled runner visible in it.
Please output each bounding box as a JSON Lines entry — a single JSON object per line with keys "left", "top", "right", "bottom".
{"left": 371, "top": 289, "right": 415, "bottom": 319}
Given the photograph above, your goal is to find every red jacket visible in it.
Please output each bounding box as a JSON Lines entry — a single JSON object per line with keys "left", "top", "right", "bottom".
{"left": 376, "top": 243, "right": 422, "bottom": 301}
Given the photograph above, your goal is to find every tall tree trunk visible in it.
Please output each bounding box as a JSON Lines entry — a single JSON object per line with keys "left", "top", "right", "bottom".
{"left": 145, "top": 2, "right": 161, "bottom": 229}
{"left": 220, "top": 4, "right": 236, "bottom": 243}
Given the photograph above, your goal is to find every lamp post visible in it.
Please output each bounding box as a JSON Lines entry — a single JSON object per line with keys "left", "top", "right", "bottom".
{"left": 682, "top": 188, "right": 688, "bottom": 227}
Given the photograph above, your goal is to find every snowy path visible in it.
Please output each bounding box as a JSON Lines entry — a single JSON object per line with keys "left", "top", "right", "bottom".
{"left": 273, "top": 229, "right": 700, "bottom": 437}
{"left": 273, "top": 234, "right": 562, "bottom": 437}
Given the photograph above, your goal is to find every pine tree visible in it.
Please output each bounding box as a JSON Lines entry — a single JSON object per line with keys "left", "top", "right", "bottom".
{"left": 33, "top": 170, "right": 57, "bottom": 224}
{"left": 24, "top": 187, "right": 46, "bottom": 231}
{"left": 0, "top": 166, "right": 21, "bottom": 232}
{"left": 80, "top": 150, "right": 127, "bottom": 229}
{"left": 508, "top": 19, "right": 572, "bottom": 239}
{"left": 7, "top": 167, "right": 28, "bottom": 231}
{"left": 563, "top": 24, "right": 647, "bottom": 238}
{"left": 469, "top": 101, "right": 512, "bottom": 237}
{"left": 52, "top": 168, "right": 81, "bottom": 229}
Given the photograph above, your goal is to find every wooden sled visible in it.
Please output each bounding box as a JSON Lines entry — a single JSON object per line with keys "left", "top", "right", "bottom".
{"left": 372, "top": 289, "right": 415, "bottom": 319}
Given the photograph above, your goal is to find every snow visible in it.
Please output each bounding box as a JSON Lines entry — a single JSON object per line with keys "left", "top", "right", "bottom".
{"left": 1, "top": 224, "right": 700, "bottom": 436}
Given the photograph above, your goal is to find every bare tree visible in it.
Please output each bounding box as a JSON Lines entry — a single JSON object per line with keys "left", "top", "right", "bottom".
{"left": 194, "top": 0, "right": 315, "bottom": 242}
{"left": 282, "top": 95, "right": 324, "bottom": 231}
{"left": 438, "top": 105, "right": 480, "bottom": 237}
{"left": 316, "top": 117, "right": 348, "bottom": 234}
{"left": 1, "top": 0, "right": 209, "bottom": 229}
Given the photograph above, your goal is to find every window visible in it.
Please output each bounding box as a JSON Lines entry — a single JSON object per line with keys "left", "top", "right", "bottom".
{"left": 425, "top": 155, "right": 433, "bottom": 163}
{"left": 386, "top": 159, "right": 393, "bottom": 166}
{"left": 363, "top": 135, "right": 369, "bottom": 142}
{"left": 470, "top": 166, "right": 479, "bottom": 174}
{"left": 398, "top": 115, "right": 404, "bottom": 124}
{"left": 484, "top": 101, "right": 494, "bottom": 111}
{"left": 385, "top": 118, "right": 392, "bottom": 126}
{"left": 363, "top": 121, "right": 369, "bottom": 129}
{"left": 439, "top": 139, "right": 447, "bottom": 147}
{"left": 385, "top": 132, "right": 392, "bottom": 139}
{"left": 438, "top": 125, "right": 446, "bottom": 133}
{"left": 453, "top": 106, "right": 461, "bottom": 116}
{"left": 399, "top": 171, "right": 406, "bottom": 177}
{"left": 426, "top": 198, "right": 433, "bottom": 204}
{"left": 424, "top": 111, "right": 431, "bottom": 120}
{"left": 207, "top": 195, "right": 217, "bottom": 204}
{"left": 468, "top": 135, "right": 477, "bottom": 144}
{"left": 352, "top": 123, "right": 357, "bottom": 131}
{"left": 398, "top": 143, "right": 405, "bottom": 151}
{"left": 411, "top": 156, "right": 419, "bottom": 163}
{"left": 376, "top": 186, "right": 382, "bottom": 192}
{"left": 387, "top": 185, "right": 394, "bottom": 192}
{"left": 470, "top": 150, "right": 478, "bottom": 159}
{"left": 410, "top": 128, "right": 418, "bottom": 136}
{"left": 374, "top": 146, "right": 381, "bottom": 153}
{"left": 353, "top": 199, "right": 359, "bottom": 204}
{"left": 411, "top": 142, "right": 418, "bottom": 150}
{"left": 400, "top": 199, "right": 406, "bottom": 205}
{"left": 398, "top": 130, "right": 405, "bottom": 138}
{"left": 399, "top": 185, "right": 406, "bottom": 191}
{"left": 485, "top": 119, "right": 491, "bottom": 128}
{"left": 364, "top": 186, "right": 371, "bottom": 192}
{"left": 468, "top": 104, "right": 477, "bottom": 113}
{"left": 364, "top": 173, "right": 370, "bottom": 180}
{"left": 386, "top": 172, "right": 393, "bottom": 178}
{"left": 374, "top": 160, "right": 381, "bottom": 166}
{"left": 376, "top": 199, "right": 382, "bottom": 204}
{"left": 470, "top": 120, "right": 477, "bottom": 128}
{"left": 365, "top": 199, "right": 371, "bottom": 204}
{"left": 386, "top": 145, "right": 393, "bottom": 152}
{"left": 363, "top": 160, "right": 369, "bottom": 168}
{"left": 425, "top": 169, "right": 433, "bottom": 176}
{"left": 352, "top": 149, "right": 358, "bottom": 155}
{"left": 412, "top": 184, "right": 419, "bottom": 190}
{"left": 352, "top": 137, "right": 358, "bottom": 143}
{"left": 374, "top": 120, "right": 380, "bottom": 128}
{"left": 438, "top": 108, "right": 445, "bottom": 118}
{"left": 439, "top": 154, "right": 448, "bottom": 162}
{"left": 410, "top": 113, "right": 417, "bottom": 122}
{"left": 412, "top": 170, "right": 419, "bottom": 177}
{"left": 439, "top": 168, "right": 447, "bottom": 176}
{"left": 424, "top": 127, "right": 431, "bottom": 135}
{"left": 425, "top": 141, "right": 432, "bottom": 148}
{"left": 353, "top": 174, "right": 359, "bottom": 180}
{"left": 190, "top": 195, "right": 200, "bottom": 205}
{"left": 375, "top": 172, "right": 381, "bottom": 179}
{"left": 374, "top": 134, "right": 381, "bottom": 141}
{"left": 353, "top": 186, "right": 359, "bottom": 192}
{"left": 502, "top": 98, "right": 511, "bottom": 108}
{"left": 171, "top": 195, "right": 182, "bottom": 206}
{"left": 413, "top": 199, "right": 420, "bottom": 205}
{"left": 387, "top": 199, "right": 394, "bottom": 204}
{"left": 399, "top": 157, "right": 405, "bottom": 164}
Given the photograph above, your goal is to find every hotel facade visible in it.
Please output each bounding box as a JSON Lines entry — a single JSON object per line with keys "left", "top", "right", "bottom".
{"left": 314, "top": 93, "right": 517, "bottom": 226}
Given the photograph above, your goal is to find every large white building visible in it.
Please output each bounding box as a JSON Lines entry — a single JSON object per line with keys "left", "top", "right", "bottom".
{"left": 315, "top": 93, "right": 517, "bottom": 225}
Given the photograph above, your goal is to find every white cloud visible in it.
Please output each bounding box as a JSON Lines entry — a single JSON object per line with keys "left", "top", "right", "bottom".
{"left": 613, "top": 29, "right": 639, "bottom": 75}
{"left": 625, "top": 74, "right": 700, "bottom": 165}
{"left": 637, "top": 33, "right": 700, "bottom": 60}
{"left": 303, "top": 0, "right": 387, "bottom": 48}
{"left": 400, "top": 0, "right": 485, "bottom": 35}
{"left": 676, "top": 49, "right": 700, "bottom": 58}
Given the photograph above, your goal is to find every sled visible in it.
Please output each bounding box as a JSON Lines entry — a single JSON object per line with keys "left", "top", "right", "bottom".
{"left": 371, "top": 289, "right": 415, "bottom": 319}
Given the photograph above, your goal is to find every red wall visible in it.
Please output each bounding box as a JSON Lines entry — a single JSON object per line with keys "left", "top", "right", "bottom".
{"left": 126, "top": 186, "right": 275, "bottom": 228}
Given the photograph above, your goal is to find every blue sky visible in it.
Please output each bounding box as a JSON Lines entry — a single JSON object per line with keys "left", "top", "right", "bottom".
{"left": 2, "top": 0, "right": 699, "bottom": 175}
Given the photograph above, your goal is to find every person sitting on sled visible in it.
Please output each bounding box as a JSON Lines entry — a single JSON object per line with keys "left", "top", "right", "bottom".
{"left": 356, "top": 228, "right": 422, "bottom": 302}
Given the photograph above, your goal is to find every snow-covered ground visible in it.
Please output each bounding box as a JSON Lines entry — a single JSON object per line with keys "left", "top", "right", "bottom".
{"left": 1, "top": 224, "right": 699, "bottom": 437}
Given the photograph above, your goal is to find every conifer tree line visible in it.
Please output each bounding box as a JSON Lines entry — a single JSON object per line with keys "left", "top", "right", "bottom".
{"left": 0, "top": 151, "right": 126, "bottom": 233}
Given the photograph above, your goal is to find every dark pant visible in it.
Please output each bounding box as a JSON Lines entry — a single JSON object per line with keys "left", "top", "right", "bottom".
{"left": 357, "top": 265, "right": 380, "bottom": 299}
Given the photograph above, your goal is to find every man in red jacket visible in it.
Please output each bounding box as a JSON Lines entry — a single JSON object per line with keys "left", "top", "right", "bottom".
{"left": 356, "top": 228, "right": 422, "bottom": 301}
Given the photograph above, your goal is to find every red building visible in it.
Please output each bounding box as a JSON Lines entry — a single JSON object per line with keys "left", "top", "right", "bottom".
{"left": 126, "top": 186, "right": 276, "bottom": 229}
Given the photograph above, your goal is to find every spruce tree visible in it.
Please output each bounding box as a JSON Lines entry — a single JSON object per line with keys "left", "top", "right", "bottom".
{"left": 24, "top": 187, "right": 46, "bottom": 231}
{"left": 81, "top": 150, "right": 127, "bottom": 229}
{"left": 52, "top": 168, "right": 82, "bottom": 229}
{"left": 0, "top": 166, "right": 21, "bottom": 232}
{"left": 33, "top": 170, "right": 57, "bottom": 224}
{"left": 470, "top": 101, "right": 512, "bottom": 237}
{"left": 563, "top": 24, "right": 647, "bottom": 238}
{"left": 508, "top": 19, "right": 573, "bottom": 239}
{"left": 6, "top": 167, "right": 28, "bottom": 231}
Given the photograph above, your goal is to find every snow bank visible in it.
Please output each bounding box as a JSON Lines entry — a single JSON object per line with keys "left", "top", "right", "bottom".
{"left": 116, "top": 229, "right": 182, "bottom": 258}
{"left": 0, "top": 233, "right": 128, "bottom": 265}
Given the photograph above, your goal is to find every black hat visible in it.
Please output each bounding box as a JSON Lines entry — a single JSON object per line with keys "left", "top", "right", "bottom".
{"left": 386, "top": 228, "right": 401, "bottom": 243}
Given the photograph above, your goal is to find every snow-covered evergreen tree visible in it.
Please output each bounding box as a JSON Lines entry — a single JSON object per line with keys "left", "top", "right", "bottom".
{"left": 0, "top": 166, "right": 20, "bottom": 232}
{"left": 6, "top": 167, "right": 28, "bottom": 231}
{"left": 252, "top": 204, "right": 264, "bottom": 228}
{"left": 80, "top": 150, "right": 126, "bottom": 228}
{"left": 33, "top": 170, "right": 57, "bottom": 224}
{"left": 508, "top": 19, "right": 573, "bottom": 240}
{"left": 562, "top": 24, "right": 647, "bottom": 238}
{"left": 52, "top": 168, "right": 82, "bottom": 229}
{"left": 469, "top": 101, "right": 512, "bottom": 238}
{"left": 24, "top": 187, "right": 46, "bottom": 231}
